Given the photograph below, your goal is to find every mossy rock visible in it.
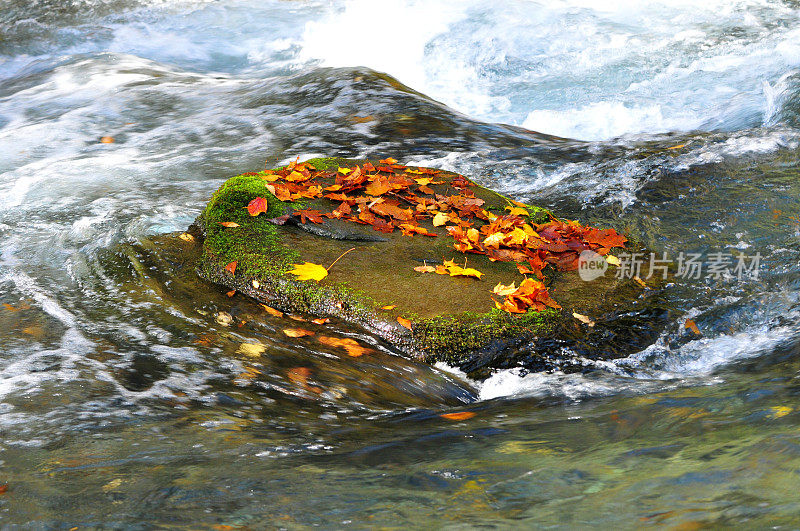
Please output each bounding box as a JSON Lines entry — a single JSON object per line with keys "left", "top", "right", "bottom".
{"left": 189, "top": 157, "right": 660, "bottom": 373}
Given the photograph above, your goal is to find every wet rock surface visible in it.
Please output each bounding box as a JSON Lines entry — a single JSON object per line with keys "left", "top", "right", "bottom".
{"left": 185, "top": 157, "right": 666, "bottom": 376}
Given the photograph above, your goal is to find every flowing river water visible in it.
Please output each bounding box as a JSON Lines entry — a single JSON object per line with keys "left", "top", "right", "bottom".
{"left": 4, "top": 0, "right": 800, "bottom": 527}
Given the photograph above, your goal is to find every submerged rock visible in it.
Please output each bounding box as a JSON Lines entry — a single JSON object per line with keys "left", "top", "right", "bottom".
{"left": 187, "top": 157, "right": 664, "bottom": 375}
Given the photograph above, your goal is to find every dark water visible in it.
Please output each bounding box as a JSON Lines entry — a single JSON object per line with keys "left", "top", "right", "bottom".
{"left": 4, "top": 0, "right": 800, "bottom": 527}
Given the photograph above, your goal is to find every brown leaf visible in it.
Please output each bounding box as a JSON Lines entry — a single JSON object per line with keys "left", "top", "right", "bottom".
{"left": 218, "top": 221, "right": 240, "bottom": 228}
{"left": 293, "top": 209, "right": 325, "bottom": 224}
{"left": 685, "top": 319, "right": 701, "bottom": 335}
{"left": 311, "top": 317, "right": 330, "bottom": 325}
{"left": 287, "top": 367, "right": 311, "bottom": 386}
{"left": 317, "top": 335, "right": 372, "bottom": 357}
{"left": 397, "top": 316, "right": 413, "bottom": 330}
{"left": 261, "top": 304, "right": 284, "bottom": 318}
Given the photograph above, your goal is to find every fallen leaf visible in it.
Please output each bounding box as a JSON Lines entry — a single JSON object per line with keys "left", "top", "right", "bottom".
{"left": 381, "top": 305, "right": 397, "bottom": 310}
{"left": 440, "top": 412, "right": 476, "bottom": 421}
{"left": 100, "top": 136, "right": 114, "bottom": 144}
{"left": 768, "top": 406, "right": 792, "bottom": 419}
{"left": 572, "top": 312, "right": 595, "bottom": 327}
{"left": 287, "top": 367, "right": 312, "bottom": 387}
{"left": 633, "top": 276, "right": 647, "bottom": 288}
{"left": 237, "top": 342, "right": 265, "bottom": 357}
{"left": 685, "top": 319, "right": 701, "bottom": 335}
{"left": 293, "top": 209, "right": 325, "bottom": 224}
{"left": 432, "top": 212, "right": 449, "bottom": 226}
{"left": 414, "top": 265, "right": 436, "bottom": 273}
{"left": 311, "top": 317, "right": 330, "bottom": 325}
{"left": 397, "top": 316, "right": 413, "bottom": 330}
{"left": 218, "top": 221, "right": 240, "bottom": 228}
{"left": 215, "top": 311, "right": 233, "bottom": 326}
{"left": 226, "top": 290, "right": 236, "bottom": 297}
{"left": 224, "top": 261, "right": 237, "bottom": 275}
{"left": 379, "top": 157, "right": 398, "bottom": 164}
{"left": 505, "top": 206, "right": 529, "bottom": 216}
{"left": 247, "top": 196, "right": 268, "bottom": 216}
{"left": 666, "top": 144, "right": 686, "bottom": 150}
{"left": 261, "top": 304, "right": 283, "bottom": 318}
{"left": 492, "top": 282, "right": 518, "bottom": 296}
{"left": 179, "top": 232, "right": 194, "bottom": 242}
{"left": 288, "top": 262, "right": 328, "bottom": 282}
{"left": 317, "top": 335, "right": 372, "bottom": 357}
{"left": 283, "top": 328, "right": 315, "bottom": 338}
{"left": 451, "top": 267, "right": 483, "bottom": 279}
{"left": 606, "top": 254, "right": 621, "bottom": 266}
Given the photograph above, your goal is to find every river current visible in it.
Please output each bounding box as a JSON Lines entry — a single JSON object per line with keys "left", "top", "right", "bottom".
{"left": 4, "top": 0, "right": 800, "bottom": 527}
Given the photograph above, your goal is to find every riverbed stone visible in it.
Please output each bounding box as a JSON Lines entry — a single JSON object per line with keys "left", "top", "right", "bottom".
{"left": 188, "top": 157, "right": 653, "bottom": 373}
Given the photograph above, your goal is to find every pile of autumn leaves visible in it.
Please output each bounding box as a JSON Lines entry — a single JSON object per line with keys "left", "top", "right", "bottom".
{"left": 230, "top": 158, "right": 627, "bottom": 315}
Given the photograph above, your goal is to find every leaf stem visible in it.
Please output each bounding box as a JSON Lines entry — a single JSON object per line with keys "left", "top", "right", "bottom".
{"left": 327, "top": 247, "right": 356, "bottom": 271}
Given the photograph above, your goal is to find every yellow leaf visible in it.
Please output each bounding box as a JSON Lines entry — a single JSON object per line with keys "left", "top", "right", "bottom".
{"left": 633, "top": 276, "right": 647, "bottom": 288}
{"left": 507, "top": 227, "right": 527, "bottom": 245}
{"left": 414, "top": 265, "right": 436, "bottom": 273}
{"left": 179, "top": 232, "right": 194, "bottom": 242}
{"left": 397, "top": 316, "right": 413, "bottom": 329}
{"left": 289, "top": 262, "right": 328, "bottom": 282}
{"left": 768, "top": 406, "right": 792, "bottom": 419}
{"left": 666, "top": 143, "right": 686, "bottom": 150}
{"left": 606, "top": 254, "right": 620, "bottom": 266}
{"left": 286, "top": 170, "right": 305, "bottom": 181}
{"left": 283, "top": 328, "right": 315, "bottom": 338}
{"left": 493, "top": 282, "right": 517, "bottom": 296}
{"left": 337, "top": 167, "right": 352, "bottom": 175}
{"left": 505, "top": 206, "right": 529, "bottom": 216}
{"left": 572, "top": 312, "right": 595, "bottom": 327}
{"left": 237, "top": 342, "right": 265, "bottom": 357}
{"left": 483, "top": 232, "right": 505, "bottom": 248}
{"left": 432, "top": 212, "right": 449, "bottom": 226}
{"left": 451, "top": 267, "right": 483, "bottom": 279}
{"left": 381, "top": 305, "right": 397, "bottom": 310}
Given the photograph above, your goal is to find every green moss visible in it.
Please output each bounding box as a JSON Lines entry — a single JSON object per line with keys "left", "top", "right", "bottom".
{"left": 198, "top": 172, "right": 303, "bottom": 280}
{"left": 413, "top": 307, "right": 559, "bottom": 364}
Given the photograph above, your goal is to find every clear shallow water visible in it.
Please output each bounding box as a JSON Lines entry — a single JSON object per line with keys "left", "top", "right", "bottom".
{"left": 4, "top": 0, "right": 800, "bottom": 527}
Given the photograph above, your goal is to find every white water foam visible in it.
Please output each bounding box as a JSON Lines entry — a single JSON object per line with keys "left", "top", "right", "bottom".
{"left": 296, "top": 0, "right": 800, "bottom": 140}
